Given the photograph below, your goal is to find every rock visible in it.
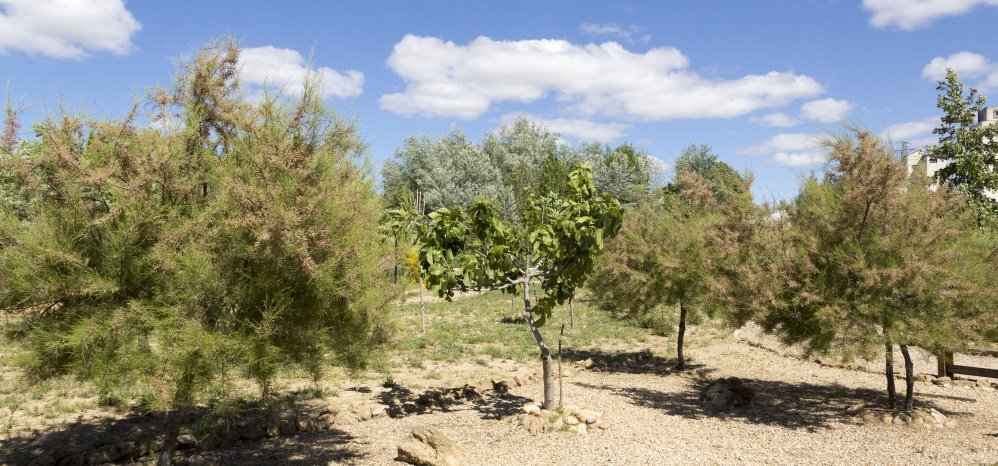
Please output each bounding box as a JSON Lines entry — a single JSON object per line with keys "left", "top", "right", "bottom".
{"left": 334, "top": 411, "right": 360, "bottom": 426}
{"left": 952, "top": 379, "right": 976, "bottom": 388}
{"left": 513, "top": 375, "right": 526, "bottom": 386}
{"left": 913, "top": 373, "right": 935, "bottom": 383}
{"left": 526, "top": 416, "right": 547, "bottom": 434}
{"left": 580, "top": 409, "right": 600, "bottom": 424}
{"left": 845, "top": 402, "right": 865, "bottom": 414}
{"left": 187, "top": 454, "right": 207, "bottom": 466}
{"left": 893, "top": 413, "right": 912, "bottom": 425}
{"left": 578, "top": 358, "right": 594, "bottom": 369}
{"left": 316, "top": 413, "right": 336, "bottom": 429}
{"left": 297, "top": 414, "right": 315, "bottom": 432}
{"left": 944, "top": 420, "right": 958, "bottom": 428}
{"left": 564, "top": 415, "right": 579, "bottom": 426}
{"left": 371, "top": 404, "right": 388, "bottom": 418}
{"left": 177, "top": 433, "right": 198, "bottom": 450}
{"left": 85, "top": 445, "right": 118, "bottom": 464}
{"left": 551, "top": 417, "right": 564, "bottom": 431}
{"left": 278, "top": 413, "right": 296, "bottom": 436}
{"left": 573, "top": 423, "right": 588, "bottom": 434}
{"left": 116, "top": 441, "right": 139, "bottom": 460}
{"left": 560, "top": 405, "right": 579, "bottom": 417}
{"left": 396, "top": 427, "right": 464, "bottom": 466}
{"left": 522, "top": 403, "right": 541, "bottom": 415}
{"left": 356, "top": 406, "right": 373, "bottom": 421}
{"left": 700, "top": 377, "right": 754, "bottom": 411}
{"left": 976, "top": 379, "right": 992, "bottom": 389}
{"left": 932, "top": 376, "right": 952, "bottom": 387}
{"left": 595, "top": 418, "right": 610, "bottom": 430}
{"left": 491, "top": 380, "right": 510, "bottom": 394}
{"left": 518, "top": 414, "right": 531, "bottom": 427}
{"left": 929, "top": 408, "right": 947, "bottom": 424}
{"left": 240, "top": 421, "right": 265, "bottom": 441}
{"left": 881, "top": 413, "right": 894, "bottom": 424}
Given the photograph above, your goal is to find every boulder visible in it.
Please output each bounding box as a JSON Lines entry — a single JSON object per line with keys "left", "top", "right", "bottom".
{"left": 334, "top": 411, "right": 360, "bottom": 426}
{"left": 396, "top": 427, "right": 464, "bottom": 466}
{"left": 84, "top": 445, "right": 118, "bottom": 464}
{"left": 913, "top": 373, "right": 935, "bottom": 383}
{"left": 932, "top": 376, "right": 952, "bottom": 387}
{"left": 177, "top": 433, "right": 198, "bottom": 450}
{"left": 579, "top": 410, "right": 600, "bottom": 424}
{"left": 371, "top": 404, "right": 388, "bottom": 418}
{"left": 929, "top": 408, "right": 947, "bottom": 424}
{"left": 526, "top": 416, "right": 547, "bottom": 434}
{"left": 700, "top": 377, "right": 754, "bottom": 411}
{"left": 893, "top": 413, "right": 912, "bottom": 425}
{"left": 521, "top": 403, "right": 541, "bottom": 415}
{"left": 844, "top": 402, "right": 865, "bottom": 414}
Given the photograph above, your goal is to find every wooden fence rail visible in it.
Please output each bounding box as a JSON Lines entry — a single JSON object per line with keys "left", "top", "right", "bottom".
{"left": 937, "top": 349, "right": 998, "bottom": 379}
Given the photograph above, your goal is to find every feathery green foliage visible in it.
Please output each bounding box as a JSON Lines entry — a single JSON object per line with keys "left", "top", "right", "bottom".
{"left": 0, "top": 39, "right": 396, "bottom": 463}
{"left": 590, "top": 144, "right": 761, "bottom": 368}
{"left": 758, "top": 129, "right": 998, "bottom": 408}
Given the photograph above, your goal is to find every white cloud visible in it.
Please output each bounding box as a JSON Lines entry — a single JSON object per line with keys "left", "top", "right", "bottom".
{"left": 0, "top": 0, "right": 140, "bottom": 59}
{"left": 922, "top": 51, "right": 991, "bottom": 80}
{"left": 240, "top": 46, "right": 363, "bottom": 99}
{"left": 501, "top": 113, "right": 629, "bottom": 142}
{"left": 579, "top": 23, "right": 651, "bottom": 43}
{"left": 921, "top": 51, "right": 998, "bottom": 89}
{"left": 772, "top": 152, "right": 826, "bottom": 167}
{"left": 800, "top": 98, "right": 855, "bottom": 123}
{"left": 881, "top": 116, "right": 939, "bottom": 147}
{"left": 380, "top": 35, "right": 824, "bottom": 120}
{"left": 739, "top": 133, "right": 827, "bottom": 167}
{"left": 863, "top": 0, "right": 998, "bottom": 30}
{"left": 751, "top": 112, "right": 800, "bottom": 127}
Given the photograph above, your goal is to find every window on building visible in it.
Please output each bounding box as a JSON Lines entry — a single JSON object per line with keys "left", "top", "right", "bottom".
{"left": 993, "top": 109, "right": 998, "bottom": 119}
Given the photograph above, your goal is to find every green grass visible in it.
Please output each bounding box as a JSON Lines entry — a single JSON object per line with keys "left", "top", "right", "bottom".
{"left": 388, "top": 288, "right": 648, "bottom": 366}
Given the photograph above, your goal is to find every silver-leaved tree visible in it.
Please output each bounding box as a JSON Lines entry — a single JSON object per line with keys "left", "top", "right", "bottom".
{"left": 417, "top": 165, "right": 622, "bottom": 409}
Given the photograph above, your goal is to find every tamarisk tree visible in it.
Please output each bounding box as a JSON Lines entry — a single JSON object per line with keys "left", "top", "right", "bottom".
{"left": 759, "top": 130, "right": 997, "bottom": 410}
{"left": 418, "top": 165, "right": 622, "bottom": 409}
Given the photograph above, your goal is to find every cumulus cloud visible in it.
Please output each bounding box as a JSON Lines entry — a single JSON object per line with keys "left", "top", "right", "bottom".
{"left": 240, "top": 46, "right": 363, "bottom": 99}
{"left": 751, "top": 112, "right": 800, "bottom": 127}
{"left": 0, "top": 0, "right": 140, "bottom": 59}
{"left": 800, "top": 98, "right": 855, "bottom": 123}
{"left": 501, "top": 113, "right": 629, "bottom": 142}
{"left": 380, "top": 35, "right": 824, "bottom": 120}
{"left": 579, "top": 22, "right": 650, "bottom": 44}
{"left": 739, "top": 133, "right": 827, "bottom": 167}
{"left": 922, "top": 51, "right": 998, "bottom": 88}
{"left": 863, "top": 0, "right": 998, "bottom": 30}
{"left": 881, "top": 116, "right": 939, "bottom": 147}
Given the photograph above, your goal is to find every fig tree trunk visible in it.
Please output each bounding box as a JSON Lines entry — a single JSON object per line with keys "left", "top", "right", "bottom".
{"left": 900, "top": 344, "right": 915, "bottom": 411}
{"left": 884, "top": 340, "right": 896, "bottom": 409}
{"left": 676, "top": 300, "right": 687, "bottom": 370}
{"left": 523, "top": 279, "right": 555, "bottom": 409}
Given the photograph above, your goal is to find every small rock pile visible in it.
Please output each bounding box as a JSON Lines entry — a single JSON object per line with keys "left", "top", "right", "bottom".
{"left": 504, "top": 402, "right": 609, "bottom": 435}
{"left": 914, "top": 374, "right": 996, "bottom": 390}
{"left": 22, "top": 402, "right": 391, "bottom": 466}
{"left": 846, "top": 404, "right": 958, "bottom": 429}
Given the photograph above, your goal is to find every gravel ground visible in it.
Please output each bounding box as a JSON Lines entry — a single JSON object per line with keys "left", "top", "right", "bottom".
{"left": 200, "top": 334, "right": 998, "bottom": 465}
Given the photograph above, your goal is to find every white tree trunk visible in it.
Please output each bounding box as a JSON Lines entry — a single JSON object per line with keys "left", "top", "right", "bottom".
{"left": 522, "top": 279, "right": 555, "bottom": 409}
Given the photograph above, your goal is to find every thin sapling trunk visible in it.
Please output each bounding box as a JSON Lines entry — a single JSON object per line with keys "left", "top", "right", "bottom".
{"left": 884, "top": 340, "right": 897, "bottom": 409}
{"left": 418, "top": 272, "right": 425, "bottom": 335}
{"left": 523, "top": 279, "right": 556, "bottom": 409}
{"left": 900, "top": 344, "right": 915, "bottom": 411}
{"left": 568, "top": 295, "right": 574, "bottom": 331}
{"left": 676, "top": 300, "right": 687, "bottom": 370}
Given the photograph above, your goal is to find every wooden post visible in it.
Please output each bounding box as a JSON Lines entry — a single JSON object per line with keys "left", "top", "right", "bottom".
{"left": 558, "top": 324, "right": 565, "bottom": 410}
{"left": 937, "top": 351, "right": 954, "bottom": 378}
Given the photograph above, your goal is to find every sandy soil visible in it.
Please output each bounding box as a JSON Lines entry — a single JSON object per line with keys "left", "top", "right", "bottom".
{"left": 195, "top": 333, "right": 998, "bottom": 465}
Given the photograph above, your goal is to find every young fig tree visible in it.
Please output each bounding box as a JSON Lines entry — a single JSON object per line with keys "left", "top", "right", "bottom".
{"left": 418, "top": 165, "right": 622, "bottom": 409}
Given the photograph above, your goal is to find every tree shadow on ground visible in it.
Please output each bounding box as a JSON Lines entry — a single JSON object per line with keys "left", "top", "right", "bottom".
{"left": 378, "top": 383, "right": 531, "bottom": 421}
{"left": 196, "top": 428, "right": 363, "bottom": 465}
{"left": 0, "top": 403, "right": 365, "bottom": 465}
{"left": 563, "top": 347, "right": 714, "bottom": 377}
{"left": 579, "top": 378, "right": 958, "bottom": 431}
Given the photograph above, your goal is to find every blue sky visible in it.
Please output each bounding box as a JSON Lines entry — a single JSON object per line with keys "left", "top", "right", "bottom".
{"left": 2, "top": 0, "right": 998, "bottom": 201}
